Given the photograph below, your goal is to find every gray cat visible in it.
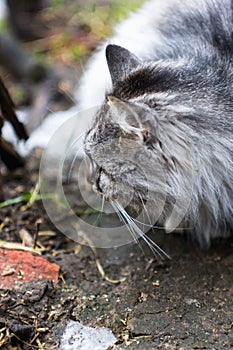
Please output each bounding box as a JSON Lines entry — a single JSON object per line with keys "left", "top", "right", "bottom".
{"left": 79, "top": 0, "right": 233, "bottom": 248}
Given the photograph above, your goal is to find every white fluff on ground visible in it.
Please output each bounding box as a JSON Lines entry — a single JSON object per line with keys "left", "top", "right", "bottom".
{"left": 59, "top": 320, "right": 117, "bottom": 350}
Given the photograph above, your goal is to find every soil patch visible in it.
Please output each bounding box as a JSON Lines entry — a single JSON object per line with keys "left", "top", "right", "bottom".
{"left": 0, "top": 153, "right": 233, "bottom": 349}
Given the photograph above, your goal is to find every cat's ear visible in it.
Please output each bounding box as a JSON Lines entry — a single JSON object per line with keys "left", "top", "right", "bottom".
{"left": 106, "top": 45, "right": 141, "bottom": 84}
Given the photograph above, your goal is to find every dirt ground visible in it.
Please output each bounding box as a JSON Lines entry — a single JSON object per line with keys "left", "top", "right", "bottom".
{"left": 0, "top": 1, "right": 233, "bottom": 349}
{"left": 0, "top": 153, "right": 233, "bottom": 350}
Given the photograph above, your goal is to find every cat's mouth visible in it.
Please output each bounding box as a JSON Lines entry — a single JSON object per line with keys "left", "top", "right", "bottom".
{"left": 93, "top": 166, "right": 118, "bottom": 201}
{"left": 87, "top": 160, "right": 148, "bottom": 211}
{"left": 93, "top": 166, "right": 106, "bottom": 194}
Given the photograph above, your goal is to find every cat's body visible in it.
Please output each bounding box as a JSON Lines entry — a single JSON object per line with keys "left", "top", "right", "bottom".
{"left": 80, "top": 0, "right": 233, "bottom": 247}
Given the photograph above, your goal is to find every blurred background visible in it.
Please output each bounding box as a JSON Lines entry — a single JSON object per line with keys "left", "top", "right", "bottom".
{"left": 0, "top": 0, "right": 144, "bottom": 114}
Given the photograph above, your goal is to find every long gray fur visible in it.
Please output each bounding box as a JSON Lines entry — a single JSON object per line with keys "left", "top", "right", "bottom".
{"left": 82, "top": 0, "right": 233, "bottom": 247}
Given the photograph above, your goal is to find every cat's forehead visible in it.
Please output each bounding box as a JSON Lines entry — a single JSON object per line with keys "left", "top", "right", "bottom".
{"left": 86, "top": 104, "right": 119, "bottom": 138}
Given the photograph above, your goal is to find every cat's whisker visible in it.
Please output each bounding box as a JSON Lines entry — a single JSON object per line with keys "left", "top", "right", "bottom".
{"left": 137, "top": 193, "right": 146, "bottom": 232}
{"left": 137, "top": 193, "right": 191, "bottom": 231}
{"left": 120, "top": 205, "right": 171, "bottom": 259}
{"left": 138, "top": 193, "right": 154, "bottom": 227}
{"left": 64, "top": 132, "right": 86, "bottom": 182}
{"left": 93, "top": 195, "right": 106, "bottom": 225}
{"left": 111, "top": 201, "right": 145, "bottom": 253}
{"left": 84, "top": 153, "right": 91, "bottom": 170}
{"left": 131, "top": 216, "right": 191, "bottom": 231}
{"left": 111, "top": 201, "right": 131, "bottom": 231}
{"left": 69, "top": 131, "right": 86, "bottom": 150}
{"left": 114, "top": 201, "right": 170, "bottom": 259}
{"left": 132, "top": 217, "right": 163, "bottom": 229}
{"left": 66, "top": 146, "right": 85, "bottom": 182}
{"left": 101, "top": 195, "right": 106, "bottom": 212}
{"left": 113, "top": 201, "right": 146, "bottom": 250}
{"left": 137, "top": 192, "right": 166, "bottom": 231}
{"left": 111, "top": 201, "right": 125, "bottom": 224}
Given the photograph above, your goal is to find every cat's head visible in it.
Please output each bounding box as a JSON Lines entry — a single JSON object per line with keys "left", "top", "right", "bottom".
{"left": 84, "top": 45, "right": 192, "bottom": 212}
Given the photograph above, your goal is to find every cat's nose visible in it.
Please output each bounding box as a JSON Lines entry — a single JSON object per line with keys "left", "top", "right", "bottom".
{"left": 95, "top": 167, "right": 103, "bottom": 194}
{"left": 86, "top": 156, "right": 102, "bottom": 190}
{"left": 89, "top": 165, "right": 104, "bottom": 194}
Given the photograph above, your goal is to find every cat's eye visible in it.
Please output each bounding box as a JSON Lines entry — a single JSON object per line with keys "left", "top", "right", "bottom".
{"left": 141, "top": 130, "right": 156, "bottom": 150}
{"left": 141, "top": 129, "right": 148, "bottom": 142}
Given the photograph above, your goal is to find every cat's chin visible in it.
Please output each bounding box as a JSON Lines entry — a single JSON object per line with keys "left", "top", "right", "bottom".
{"left": 92, "top": 177, "right": 144, "bottom": 209}
{"left": 93, "top": 182, "right": 146, "bottom": 217}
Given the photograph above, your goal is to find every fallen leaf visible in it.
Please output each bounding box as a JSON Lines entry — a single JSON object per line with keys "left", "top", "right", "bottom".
{"left": 19, "top": 228, "right": 34, "bottom": 247}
